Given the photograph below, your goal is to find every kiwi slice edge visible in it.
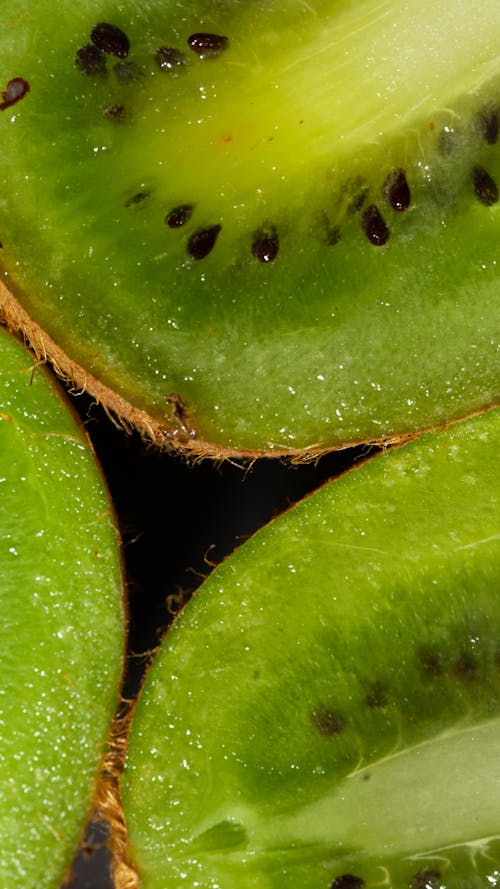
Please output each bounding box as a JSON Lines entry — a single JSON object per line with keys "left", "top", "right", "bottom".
{"left": 0, "top": 325, "right": 125, "bottom": 888}
{"left": 0, "top": 0, "right": 499, "bottom": 457}
{"left": 113, "top": 406, "right": 500, "bottom": 889}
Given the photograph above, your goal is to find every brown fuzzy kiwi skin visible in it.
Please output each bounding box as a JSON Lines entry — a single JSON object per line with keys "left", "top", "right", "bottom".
{"left": 1, "top": 279, "right": 495, "bottom": 464}
{"left": 93, "top": 696, "right": 141, "bottom": 889}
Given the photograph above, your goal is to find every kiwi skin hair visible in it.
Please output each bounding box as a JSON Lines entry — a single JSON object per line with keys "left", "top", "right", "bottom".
{"left": 0, "top": 0, "right": 498, "bottom": 457}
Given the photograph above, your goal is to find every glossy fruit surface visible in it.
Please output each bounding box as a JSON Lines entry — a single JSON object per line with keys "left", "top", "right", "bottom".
{"left": 121, "top": 407, "right": 500, "bottom": 888}
{"left": 0, "top": 1, "right": 499, "bottom": 453}
{"left": 0, "top": 327, "right": 124, "bottom": 888}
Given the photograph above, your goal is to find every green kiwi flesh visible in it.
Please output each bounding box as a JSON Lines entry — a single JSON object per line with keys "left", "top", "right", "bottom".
{"left": 0, "top": 0, "right": 499, "bottom": 454}
{"left": 121, "top": 407, "right": 500, "bottom": 888}
{"left": 0, "top": 326, "right": 124, "bottom": 887}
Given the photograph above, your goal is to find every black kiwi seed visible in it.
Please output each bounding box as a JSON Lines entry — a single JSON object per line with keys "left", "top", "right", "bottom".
{"left": 187, "top": 33, "right": 229, "bottom": 58}
{"left": 330, "top": 874, "right": 365, "bottom": 889}
{"left": 252, "top": 227, "right": 279, "bottom": 263}
{"left": 125, "top": 191, "right": 150, "bottom": 207}
{"left": 113, "top": 61, "right": 143, "bottom": 83}
{"left": 325, "top": 224, "right": 341, "bottom": 246}
{"left": 75, "top": 44, "right": 106, "bottom": 76}
{"left": 384, "top": 168, "right": 411, "bottom": 211}
{"left": 0, "top": 77, "right": 30, "bottom": 111}
{"left": 187, "top": 225, "right": 222, "bottom": 260}
{"left": 361, "top": 205, "right": 389, "bottom": 246}
{"left": 312, "top": 708, "right": 344, "bottom": 736}
{"left": 418, "top": 646, "right": 443, "bottom": 678}
{"left": 478, "top": 106, "right": 499, "bottom": 145}
{"left": 409, "top": 869, "right": 441, "bottom": 889}
{"left": 364, "top": 681, "right": 388, "bottom": 708}
{"left": 91, "top": 22, "right": 130, "bottom": 59}
{"left": 165, "top": 204, "right": 194, "bottom": 228}
{"left": 473, "top": 165, "right": 499, "bottom": 206}
{"left": 104, "top": 103, "right": 127, "bottom": 121}
{"left": 155, "top": 46, "right": 187, "bottom": 71}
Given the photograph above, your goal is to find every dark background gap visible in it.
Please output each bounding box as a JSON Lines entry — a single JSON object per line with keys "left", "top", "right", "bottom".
{"left": 62, "top": 390, "right": 377, "bottom": 888}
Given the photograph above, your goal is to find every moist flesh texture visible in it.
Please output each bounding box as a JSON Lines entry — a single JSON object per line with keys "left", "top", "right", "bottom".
{"left": 121, "top": 408, "right": 500, "bottom": 889}
{"left": 0, "top": 0, "right": 499, "bottom": 454}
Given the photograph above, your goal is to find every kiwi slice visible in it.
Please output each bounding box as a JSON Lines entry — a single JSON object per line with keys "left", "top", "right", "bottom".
{"left": 120, "top": 407, "right": 500, "bottom": 888}
{"left": 0, "top": 1, "right": 499, "bottom": 456}
{"left": 0, "top": 326, "right": 125, "bottom": 887}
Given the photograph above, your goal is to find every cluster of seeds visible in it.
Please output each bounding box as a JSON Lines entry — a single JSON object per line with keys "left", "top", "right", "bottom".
{"left": 74, "top": 23, "right": 499, "bottom": 267}
{"left": 126, "top": 191, "right": 281, "bottom": 263}
{"left": 164, "top": 200, "right": 281, "bottom": 262}
{"left": 75, "top": 22, "right": 130, "bottom": 76}
{"left": 312, "top": 636, "right": 491, "bottom": 741}
{"left": 166, "top": 146, "right": 495, "bottom": 262}
{"left": 75, "top": 22, "right": 228, "bottom": 77}
{"left": 311, "top": 633, "right": 498, "bottom": 889}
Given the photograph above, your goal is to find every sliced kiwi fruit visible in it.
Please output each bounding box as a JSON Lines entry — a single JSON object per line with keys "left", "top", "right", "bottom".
{"left": 0, "top": 326, "right": 125, "bottom": 887}
{"left": 0, "top": 0, "right": 498, "bottom": 456}
{"left": 119, "top": 407, "right": 500, "bottom": 888}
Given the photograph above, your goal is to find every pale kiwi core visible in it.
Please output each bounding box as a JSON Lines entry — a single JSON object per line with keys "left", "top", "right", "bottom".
{"left": 156, "top": 0, "right": 499, "bottom": 215}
